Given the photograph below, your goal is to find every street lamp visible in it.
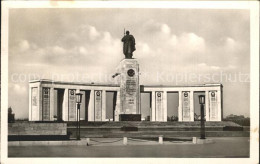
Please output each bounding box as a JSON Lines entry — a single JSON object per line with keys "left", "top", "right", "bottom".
{"left": 199, "top": 95, "right": 206, "bottom": 139}
{"left": 76, "top": 92, "right": 83, "bottom": 140}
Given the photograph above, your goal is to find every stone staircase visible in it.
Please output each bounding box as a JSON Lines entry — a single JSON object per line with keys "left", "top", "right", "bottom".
{"left": 67, "top": 121, "right": 249, "bottom": 138}
{"left": 67, "top": 121, "right": 241, "bottom": 127}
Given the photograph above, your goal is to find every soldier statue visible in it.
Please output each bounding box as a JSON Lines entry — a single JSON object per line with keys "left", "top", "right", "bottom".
{"left": 121, "top": 30, "right": 136, "bottom": 59}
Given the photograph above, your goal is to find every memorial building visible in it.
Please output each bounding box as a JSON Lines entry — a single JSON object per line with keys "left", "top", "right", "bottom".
{"left": 29, "top": 31, "right": 223, "bottom": 122}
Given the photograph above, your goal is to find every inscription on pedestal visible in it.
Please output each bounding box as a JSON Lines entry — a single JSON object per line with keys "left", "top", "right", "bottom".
{"left": 68, "top": 89, "right": 76, "bottom": 121}
{"left": 125, "top": 71, "right": 137, "bottom": 107}
{"left": 42, "top": 87, "right": 50, "bottom": 121}
{"left": 94, "top": 90, "right": 102, "bottom": 121}
{"left": 182, "top": 92, "right": 190, "bottom": 121}
{"left": 126, "top": 80, "right": 136, "bottom": 95}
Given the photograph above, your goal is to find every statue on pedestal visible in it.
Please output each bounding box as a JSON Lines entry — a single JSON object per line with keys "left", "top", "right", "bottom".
{"left": 121, "top": 30, "right": 136, "bottom": 59}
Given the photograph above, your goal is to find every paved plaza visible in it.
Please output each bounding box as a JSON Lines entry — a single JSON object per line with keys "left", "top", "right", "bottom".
{"left": 9, "top": 137, "right": 249, "bottom": 157}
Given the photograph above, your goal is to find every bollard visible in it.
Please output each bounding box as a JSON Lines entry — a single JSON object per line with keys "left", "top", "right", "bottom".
{"left": 123, "top": 137, "right": 127, "bottom": 145}
{"left": 159, "top": 136, "right": 163, "bottom": 144}
{"left": 86, "top": 138, "right": 90, "bottom": 146}
{"left": 192, "top": 137, "right": 197, "bottom": 144}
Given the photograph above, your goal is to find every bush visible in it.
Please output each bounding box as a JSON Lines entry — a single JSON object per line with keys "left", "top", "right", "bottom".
{"left": 224, "top": 114, "right": 250, "bottom": 126}
{"left": 224, "top": 118, "right": 250, "bottom": 126}
{"left": 15, "top": 118, "right": 29, "bottom": 122}
{"left": 167, "top": 116, "right": 178, "bottom": 121}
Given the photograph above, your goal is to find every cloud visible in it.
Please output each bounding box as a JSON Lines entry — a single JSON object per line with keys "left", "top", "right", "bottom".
{"left": 198, "top": 62, "right": 235, "bottom": 71}
{"left": 89, "top": 26, "right": 100, "bottom": 40}
{"left": 177, "top": 33, "right": 205, "bottom": 52}
{"left": 78, "top": 25, "right": 100, "bottom": 41}
{"left": 141, "top": 20, "right": 206, "bottom": 55}
{"left": 52, "top": 46, "right": 66, "bottom": 55}
{"left": 161, "top": 24, "right": 171, "bottom": 34}
{"left": 198, "top": 63, "right": 207, "bottom": 67}
{"left": 18, "top": 40, "right": 30, "bottom": 52}
{"left": 226, "top": 37, "right": 235, "bottom": 45}
{"left": 210, "top": 66, "right": 220, "bottom": 70}
{"left": 137, "top": 42, "right": 151, "bottom": 55}
{"left": 78, "top": 46, "right": 88, "bottom": 54}
{"left": 224, "top": 37, "right": 236, "bottom": 51}
{"left": 101, "top": 31, "right": 112, "bottom": 43}
{"left": 198, "top": 63, "right": 220, "bottom": 70}
{"left": 227, "top": 65, "right": 236, "bottom": 69}
{"left": 137, "top": 22, "right": 207, "bottom": 67}
{"left": 169, "top": 35, "right": 178, "bottom": 46}
{"left": 9, "top": 83, "right": 26, "bottom": 94}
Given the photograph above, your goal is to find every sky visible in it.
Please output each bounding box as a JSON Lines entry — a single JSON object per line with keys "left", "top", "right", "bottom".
{"left": 8, "top": 8, "right": 250, "bottom": 119}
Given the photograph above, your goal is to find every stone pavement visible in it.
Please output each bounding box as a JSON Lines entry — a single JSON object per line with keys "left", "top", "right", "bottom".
{"left": 8, "top": 137, "right": 250, "bottom": 157}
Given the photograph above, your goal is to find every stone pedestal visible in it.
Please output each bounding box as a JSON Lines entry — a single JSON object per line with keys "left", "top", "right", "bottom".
{"left": 119, "top": 114, "right": 141, "bottom": 121}
{"left": 117, "top": 59, "right": 140, "bottom": 119}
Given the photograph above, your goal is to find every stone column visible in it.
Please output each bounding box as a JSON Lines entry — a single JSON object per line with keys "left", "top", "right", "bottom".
{"left": 151, "top": 91, "right": 156, "bottom": 121}
{"left": 163, "top": 91, "right": 167, "bottom": 122}
{"left": 217, "top": 89, "right": 222, "bottom": 121}
{"left": 102, "top": 90, "right": 106, "bottom": 121}
{"left": 42, "top": 87, "right": 51, "bottom": 121}
{"left": 205, "top": 91, "right": 210, "bottom": 121}
{"left": 29, "top": 86, "right": 32, "bottom": 121}
{"left": 68, "top": 89, "right": 76, "bottom": 121}
{"left": 209, "top": 91, "right": 218, "bottom": 121}
{"left": 62, "top": 88, "right": 69, "bottom": 121}
{"left": 178, "top": 91, "right": 183, "bottom": 122}
{"left": 114, "top": 90, "right": 120, "bottom": 121}
{"left": 29, "top": 85, "right": 40, "bottom": 121}
{"left": 94, "top": 90, "right": 102, "bottom": 121}
{"left": 76, "top": 89, "right": 80, "bottom": 121}
{"left": 30, "top": 85, "right": 40, "bottom": 121}
{"left": 182, "top": 92, "right": 190, "bottom": 122}
{"left": 49, "top": 87, "right": 55, "bottom": 121}
{"left": 155, "top": 92, "right": 163, "bottom": 121}
{"left": 190, "top": 91, "right": 194, "bottom": 121}
{"left": 88, "top": 89, "right": 95, "bottom": 121}
{"left": 38, "top": 83, "right": 43, "bottom": 121}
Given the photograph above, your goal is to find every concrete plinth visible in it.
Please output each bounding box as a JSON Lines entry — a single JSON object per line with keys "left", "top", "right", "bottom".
{"left": 119, "top": 114, "right": 141, "bottom": 121}
{"left": 192, "top": 137, "right": 197, "bottom": 144}
{"left": 159, "top": 136, "right": 163, "bottom": 144}
{"left": 196, "top": 138, "right": 214, "bottom": 144}
{"left": 123, "top": 137, "right": 128, "bottom": 145}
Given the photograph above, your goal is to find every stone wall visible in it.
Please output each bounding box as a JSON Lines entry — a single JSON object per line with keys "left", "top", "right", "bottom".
{"left": 8, "top": 123, "right": 67, "bottom": 135}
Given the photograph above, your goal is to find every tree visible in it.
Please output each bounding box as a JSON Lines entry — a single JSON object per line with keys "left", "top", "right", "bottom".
{"left": 8, "top": 106, "right": 15, "bottom": 123}
{"left": 8, "top": 106, "right": 12, "bottom": 114}
{"left": 224, "top": 114, "right": 250, "bottom": 126}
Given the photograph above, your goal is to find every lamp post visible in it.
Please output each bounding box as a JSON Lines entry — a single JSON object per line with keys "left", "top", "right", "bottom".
{"left": 76, "top": 92, "right": 83, "bottom": 140}
{"left": 199, "top": 95, "right": 206, "bottom": 139}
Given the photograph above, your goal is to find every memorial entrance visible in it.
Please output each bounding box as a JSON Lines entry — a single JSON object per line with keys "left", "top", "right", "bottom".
{"left": 167, "top": 92, "right": 179, "bottom": 121}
